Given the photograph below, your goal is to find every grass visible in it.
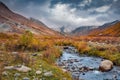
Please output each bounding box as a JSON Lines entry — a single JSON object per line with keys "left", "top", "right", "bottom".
{"left": 42, "top": 46, "right": 62, "bottom": 63}
{"left": 0, "top": 32, "right": 120, "bottom": 79}
{"left": 54, "top": 38, "right": 120, "bottom": 65}
{"left": 1, "top": 51, "right": 72, "bottom": 80}
{"left": 0, "top": 32, "right": 72, "bottom": 80}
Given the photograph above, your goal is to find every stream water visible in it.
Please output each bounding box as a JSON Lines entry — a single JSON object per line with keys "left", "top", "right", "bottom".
{"left": 57, "top": 46, "right": 120, "bottom": 80}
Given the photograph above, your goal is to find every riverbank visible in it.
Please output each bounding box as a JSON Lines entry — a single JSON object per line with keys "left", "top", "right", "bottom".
{"left": 57, "top": 46, "right": 120, "bottom": 80}
{"left": 55, "top": 39, "right": 120, "bottom": 66}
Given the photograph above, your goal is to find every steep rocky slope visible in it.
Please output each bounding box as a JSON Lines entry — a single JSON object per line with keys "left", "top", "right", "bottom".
{"left": 0, "top": 2, "right": 60, "bottom": 36}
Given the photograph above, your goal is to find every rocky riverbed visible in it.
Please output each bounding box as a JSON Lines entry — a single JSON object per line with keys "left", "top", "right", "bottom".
{"left": 57, "top": 46, "right": 120, "bottom": 80}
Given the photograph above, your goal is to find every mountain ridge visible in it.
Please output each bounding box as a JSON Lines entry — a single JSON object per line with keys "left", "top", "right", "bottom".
{"left": 70, "top": 26, "right": 97, "bottom": 36}
{"left": 0, "top": 1, "right": 60, "bottom": 36}
{"left": 89, "top": 20, "right": 120, "bottom": 37}
{"left": 70, "top": 20, "right": 120, "bottom": 37}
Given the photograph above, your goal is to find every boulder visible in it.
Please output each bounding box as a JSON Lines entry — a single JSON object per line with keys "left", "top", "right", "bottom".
{"left": 99, "top": 60, "right": 113, "bottom": 72}
{"left": 15, "top": 65, "right": 31, "bottom": 72}
{"left": 44, "top": 71, "right": 53, "bottom": 77}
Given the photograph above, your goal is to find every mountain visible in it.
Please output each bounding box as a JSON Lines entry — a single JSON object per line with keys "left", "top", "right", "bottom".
{"left": 0, "top": 2, "right": 60, "bottom": 36}
{"left": 98, "top": 20, "right": 120, "bottom": 29}
{"left": 89, "top": 20, "right": 120, "bottom": 37}
{"left": 71, "top": 26, "right": 97, "bottom": 36}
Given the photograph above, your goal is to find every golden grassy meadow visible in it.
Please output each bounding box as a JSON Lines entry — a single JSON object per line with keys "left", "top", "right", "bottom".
{"left": 0, "top": 31, "right": 120, "bottom": 80}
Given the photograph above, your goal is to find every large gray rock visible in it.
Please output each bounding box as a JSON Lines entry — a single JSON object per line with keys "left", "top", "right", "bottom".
{"left": 15, "top": 65, "right": 31, "bottom": 72}
{"left": 99, "top": 60, "right": 113, "bottom": 72}
{"left": 44, "top": 71, "right": 53, "bottom": 77}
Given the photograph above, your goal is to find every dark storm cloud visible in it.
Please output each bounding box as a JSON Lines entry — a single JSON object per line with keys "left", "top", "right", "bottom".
{"left": 51, "top": 0, "right": 113, "bottom": 9}
{"left": 0, "top": 0, "right": 48, "bottom": 12}
{"left": 0, "top": 0, "right": 120, "bottom": 32}
{"left": 111, "top": 0, "right": 120, "bottom": 14}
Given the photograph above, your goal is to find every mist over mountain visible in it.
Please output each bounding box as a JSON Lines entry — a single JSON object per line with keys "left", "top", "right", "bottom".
{"left": 0, "top": 0, "right": 120, "bottom": 31}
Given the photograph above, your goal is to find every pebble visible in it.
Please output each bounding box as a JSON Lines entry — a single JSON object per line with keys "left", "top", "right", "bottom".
{"left": 36, "top": 70, "right": 42, "bottom": 74}
{"left": 62, "top": 69, "right": 67, "bottom": 72}
{"left": 12, "top": 52, "right": 18, "bottom": 55}
{"left": 14, "top": 73, "right": 21, "bottom": 77}
{"left": 32, "top": 53, "right": 37, "bottom": 56}
{"left": 23, "top": 77, "right": 30, "bottom": 80}
{"left": 113, "top": 75, "right": 117, "bottom": 79}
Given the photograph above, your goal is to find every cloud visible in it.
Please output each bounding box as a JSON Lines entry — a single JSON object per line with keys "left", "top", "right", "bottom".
{"left": 79, "top": 0, "right": 92, "bottom": 7}
{"left": 0, "top": 0, "right": 119, "bottom": 32}
{"left": 95, "top": 5, "right": 111, "bottom": 12}
{"left": 44, "top": 3, "right": 111, "bottom": 32}
{"left": 113, "top": 0, "right": 118, "bottom": 2}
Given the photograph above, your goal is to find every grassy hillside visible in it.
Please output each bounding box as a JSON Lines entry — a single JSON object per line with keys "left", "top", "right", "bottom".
{"left": 89, "top": 22, "right": 120, "bottom": 37}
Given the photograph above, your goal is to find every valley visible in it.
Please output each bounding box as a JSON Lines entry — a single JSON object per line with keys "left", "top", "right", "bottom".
{"left": 0, "top": 1, "right": 120, "bottom": 80}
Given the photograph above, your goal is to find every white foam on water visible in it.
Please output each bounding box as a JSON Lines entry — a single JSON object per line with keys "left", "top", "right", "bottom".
{"left": 94, "top": 70, "right": 101, "bottom": 74}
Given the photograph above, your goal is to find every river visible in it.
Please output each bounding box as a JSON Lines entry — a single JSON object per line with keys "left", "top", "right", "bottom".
{"left": 57, "top": 46, "right": 120, "bottom": 80}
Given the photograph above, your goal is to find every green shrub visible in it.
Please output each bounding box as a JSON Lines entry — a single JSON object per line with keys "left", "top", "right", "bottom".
{"left": 18, "top": 31, "right": 33, "bottom": 50}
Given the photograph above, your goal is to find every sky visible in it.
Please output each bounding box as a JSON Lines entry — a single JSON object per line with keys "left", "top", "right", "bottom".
{"left": 0, "top": 0, "right": 120, "bottom": 32}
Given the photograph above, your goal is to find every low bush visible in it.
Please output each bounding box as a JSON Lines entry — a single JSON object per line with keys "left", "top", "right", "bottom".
{"left": 43, "top": 46, "right": 62, "bottom": 63}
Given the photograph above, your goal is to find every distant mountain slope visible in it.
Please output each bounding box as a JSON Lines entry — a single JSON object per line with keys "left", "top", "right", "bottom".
{"left": 71, "top": 26, "right": 97, "bottom": 36}
{"left": 89, "top": 20, "right": 120, "bottom": 37}
{"left": 98, "top": 20, "right": 119, "bottom": 29}
{"left": 0, "top": 1, "right": 60, "bottom": 36}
